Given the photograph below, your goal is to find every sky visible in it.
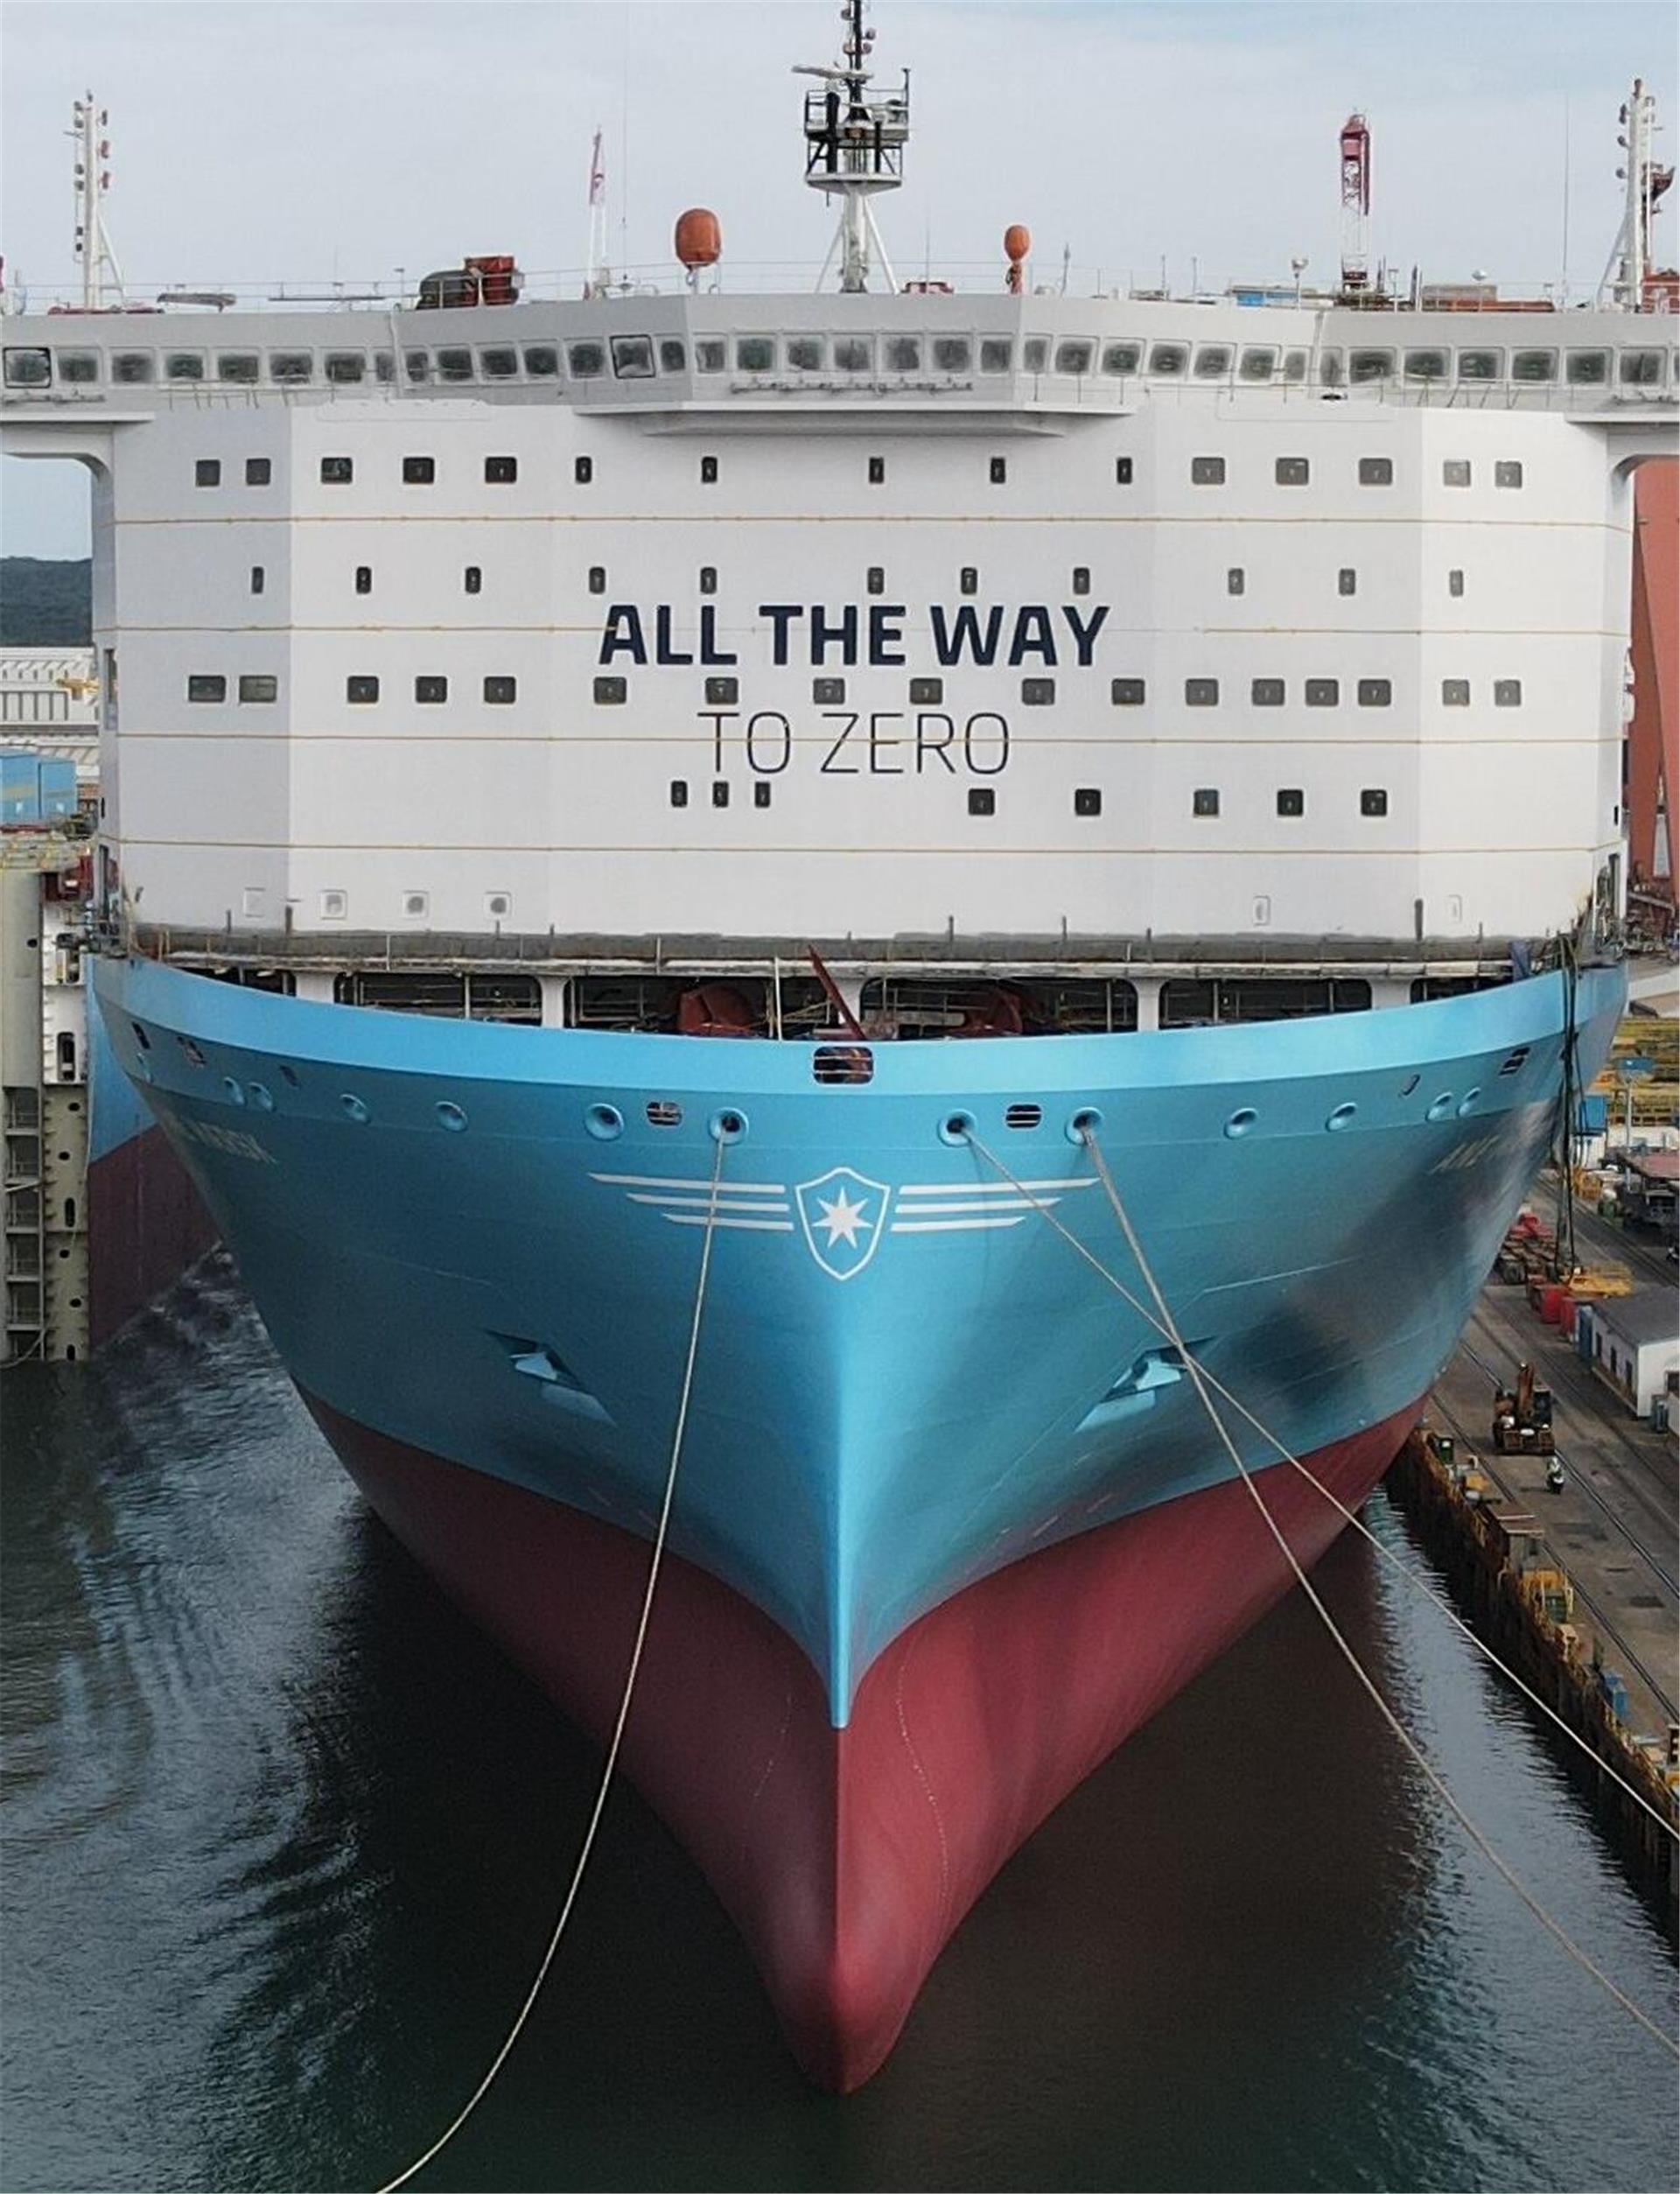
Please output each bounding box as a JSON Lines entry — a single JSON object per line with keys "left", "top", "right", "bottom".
{"left": 2, "top": 0, "right": 1674, "bottom": 556}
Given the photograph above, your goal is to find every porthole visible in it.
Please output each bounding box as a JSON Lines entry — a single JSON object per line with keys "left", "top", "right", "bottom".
{"left": 1326, "top": 1103, "right": 1357, "bottom": 1132}
{"left": 179, "top": 1038, "right": 206, "bottom": 1068}
{"left": 279, "top": 1064, "right": 300, "bottom": 1088}
{"left": 1456, "top": 1089, "right": 1482, "bottom": 1118}
{"left": 1225, "top": 1107, "right": 1258, "bottom": 1139}
{"left": 248, "top": 1083, "right": 275, "bottom": 1111}
{"left": 1066, "top": 1106, "right": 1104, "bottom": 1145}
{"left": 222, "top": 1077, "right": 247, "bottom": 1106}
{"left": 130, "top": 1021, "right": 151, "bottom": 1049}
{"left": 436, "top": 1101, "right": 468, "bottom": 1132}
{"left": 1399, "top": 1073, "right": 1420, "bottom": 1097}
{"left": 1426, "top": 1092, "right": 1455, "bottom": 1122}
{"left": 939, "top": 1110, "right": 976, "bottom": 1146}
{"left": 584, "top": 1103, "right": 624, "bottom": 1140}
{"left": 709, "top": 1108, "right": 747, "bottom": 1144}
{"left": 340, "top": 1093, "right": 371, "bottom": 1124}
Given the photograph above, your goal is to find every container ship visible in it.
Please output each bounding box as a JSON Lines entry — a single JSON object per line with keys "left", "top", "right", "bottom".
{"left": 2, "top": 8, "right": 1672, "bottom": 2088}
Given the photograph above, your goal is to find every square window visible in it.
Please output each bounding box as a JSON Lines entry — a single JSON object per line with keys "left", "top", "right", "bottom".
{"left": 1442, "top": 679, "right": 1470, "bottom": 706}
{"left": 483, "top": 676, "right": 517, "bottom": 704}
{"left": 1357, "top": 678, "right": 1392, "bottom": 707}
{"left": 1021, "top": 678, "right": 1055, "bottom": 705}
{"left": 700, "top": 455, "right": 718, "bottom": 485}
{"left": 1566, "top": 349, "right": 1609, "bottom": 386}
{"left": 990, "top": 457, "right": 1007, "bottom": 484}
{"left": 346, "top": 676, "right": 380, "bottom": 704}
{"left": 245, "top": 457, "right": 272, "bottom": 486}
{"left": 1494, "top": 459, "right": 1523, "bottom": 488}
{"left": 1191, "top": 456, "right": 1226, "bottom": 485}
{"left": 484, "top": 455, "right": 517, "bottom": 484}
{"left": 464, "top": 566, "right": 482, "bottom": 594}
{"left": 910, "top": 677, "right": 943, "bottom": 705}
{"left": 325, "top": 352, "right": 365, "bottom": 384}
{"left": 1149, "top": 342, "right": 1187, "bottom": 375}
{"left": 215, "top": 354, "right": 257, "bottom": 384}
{"left": 1306, "top": 678, "right": 1339, "bottom": 706}
{"left": 595, "top": 676, "right": 627, "bottom": 704}
{"left": 436, "top": 349, "right": 473, "bottom": 383}
{"left": 270, "top": 352, "right": 313, "bottom": 384}
{"left": 1620, "top": 349, "right": 1663, "bottom": 386}
{"left": 354, "top": 566, "right": 373, "bottom": 595}
{"left": 1457, "top": 348, "right": 1502, "bottom": 382}
{"left": 1358, "top": 457, "right": 1393, "bottom": 486}
{"left": 195, "top": 459, "right": 221, "bottom": 488}
{"left": 1250, "top": 678, "right": 1284, "bottom": 706}
{"left": 1339, "top": 568, "right": 1357, "bottom": 597}
{"left": 1228, "top": 568, "right": 1245, "bottom": 596}
{"left": 404, "top": 351, "right": 430, "bottom": 383}
{"left": 588, "top": 566, "right": 607, "bottom": 595}
{"left": 1111, "top": 677, "right": 1145, "bottom": 705}
{"left": 250, "top": 566, "right": 265, "bottom": 595}
{"left": 187, "top": 675, "right": 227, "bottom": 703}
{"left": 1239, "top": 347, "right": 1277, "bottom": 382}
{"left": 695, "top": 339, "right": 726, "bottom": 373}
{"left": 1073, "top": 566, "right": 1091, "bottom": 597}
{"left": 1494, "top": 679, "right": 1522, "bottom": 707}
{"left": 788, "top": 336, "right": 825, "bottom": 372}
{"left": 1102, "top": 342, "right": 1141, "bottom": 375}
{"left": 1514, "top": 351, "right": 1558, "bottom": 384}
{"left": 814, "top": 677, "right": 846, "bottom": 704}
{"left": 711, "top": 781, "right": 730, "bottom": 808}
{"left": 611, "top": 335, "right": 654, "bottom": 379}
{"left": 1074, "top": 787, "right": 1102, "bottom": 817}
{"left": 959, "top": 567, "right": 978, "bottom": 596}
{"left": 523, "top": 345, "right": 560, "bottom": 378}
{"left": 1194, "top": 346, "right": 1233, "bottom": 378}
{"left": 669, "top": 780, "right": 689, "bottom": 808}
{"left": 1361, "top": 788, "right": 1389, "bottom": 817}
{"left": 1274, "top": 456, "right": 1309, "bottom": 486}
{"left": 834, "top": 336, "right": 875, "bottom": 374}
{"left": 1054, "top": 339, "right": 1094, "bottom": 375}
{"left": 866, "top": 567, "right": 886, "bottom": 596}
{"left": 1192, "top": 788, "right": 1220, "bottom": 817}
{"left": 1448, "top": 568, "right": 1465, "bottom": 598}
{"left": 753, "top": 781, "right": 772, "bottom": 810}
{"left": 320, "top": 456, "right": 353, "bottom": 485}
{"left": 705, "top": 676, "right": 738, "bottom": 704}
{"left": 112, "top": 352, "right": 155, "bottom": 384}
{"left": 1443, "top": 459, "right": 1472, "bottom": 487}
{"left": 568, "top": 341, "right": 606, "bottom": 379}
{"left": 737, "top": 336, "right": 776, "bottom": 373}
{"left": 575, "top": 456, "right": 593, "bottom": 485}
{"left": 1115, "top": 456, "right": 1134, "bottom": 485}
{"left": 968, "top": 787, "right": 996, "bottom": 817}
{"left": 1185, "top": 677, "right": 1219, "bottom": 706}
{"left": 1277, "top": 788, "right": 1304, "bottom": 817}
{"left": 402, "top": 456, "right": 435, "bottom": 485}
{"left": 416, "top": 676, "right": 448, "bottom": 704}
{"left": 1024, "top": 338, "right": 1048, "bottom": 372}
{"left": 699, "top": 567, "right": 718, "bottom": 595}
{"left": 238, "top": 675, "right": 277, "bottom": 704}
{"left": 978, "top": 337, "right": 1014, "bottom": 373}
{"left": 868, "top": 455, "right": 886, "bottom": 485}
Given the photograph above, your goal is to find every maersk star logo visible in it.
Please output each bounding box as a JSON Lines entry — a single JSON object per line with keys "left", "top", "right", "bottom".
{"left": 794, "top": 1167, "right": 889, "bottom": 1281}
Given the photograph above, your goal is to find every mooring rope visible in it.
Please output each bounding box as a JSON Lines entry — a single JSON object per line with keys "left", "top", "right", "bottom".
{"left": 962, "top": 1126, "right": 1680, "bottom": 1850}
{"left": 1050, "top": 1120, "right": 1675, "bottom": 2059}
{"left": 375, "top": 1132, "right": 729, "bottom": 2192}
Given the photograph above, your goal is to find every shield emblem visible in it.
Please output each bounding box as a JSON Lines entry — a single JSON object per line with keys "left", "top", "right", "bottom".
{"left": 794, "top": 1166, "right": 889, "bottom": 1282}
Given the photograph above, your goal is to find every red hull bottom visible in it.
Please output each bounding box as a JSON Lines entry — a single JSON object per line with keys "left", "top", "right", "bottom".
{"left": 88, "top": 1124, "right": 218, "bottom": 1348}
{"left": 308, "top": 1393, "right": 1419, "bottom": 2091}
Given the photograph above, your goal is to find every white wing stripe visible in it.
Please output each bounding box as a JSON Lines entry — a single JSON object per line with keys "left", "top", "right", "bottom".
{"left": 889, "top": 1216, "right": 1027, "bottom": 1234}
{"left": 591, "top": 1173, "right": 787, "bottom": 1194}
{"left": 627, "top": 1192, "right": 792, "bottom": 1212}
{"left": 886, "top": 1196, "right": 1060, "bottom": 1216}
{"left": 661, "top": 1213, "right": 795, "bottom": 1233}
{"left": 896, "top": 1176, "right": 1098, "bottom": 1197}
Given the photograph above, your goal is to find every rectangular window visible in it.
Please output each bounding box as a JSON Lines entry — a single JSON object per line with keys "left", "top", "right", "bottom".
{"left": 1457, "top": 348, "right": 1502, "bottom": 382}
{"left": 464, "top": 566, "right": 482, "bottom": 594}
{"left": 1193, "top": 788, "right": 1220, "bottom": 817}
{"left": 868, "top": 455, "right": 886, "bottom": 485}
{"left": 990, "top": 457, "right": 1008, "bottom": 484}
{"left": 1566, "top": 349, "right": 1609, "bottom": 386}
{"left": 1274, "top": 456, "right": 1309, "bottom": 486}
{"left": 1023, "top": 338, "right": 1048, "bottom": 372}
{"left": 195, "top": 459, "right": 221, "bottom": 487}
{"left": 699, "top": 567, "right": 718, "bottom": 595}
{"left": 346, "top": 676, "right": 380, "bottom": 704}
{"left": 1074, "top": 787, "right": 1102, "bottom": 817}
{"left": 415, "top": 676, "right": 448, "bottom": 704}
{"left": 1494, "top": 459, "right": 1523, "bottom": 489}
{"left": 484, "top": 455, "right": 517, "bottom": 484}
{"left": 959, "top": 567, "right": 978, "bottom": 596}
{"left": 404, "top": 351, "right": 430, "bottom": 383}
{"left": 324, "top": 352, "right": 365, "bottom": 385}
{"left": 574, "top": 456, "right": 593, "bottom": 484}
{"left": 1228, "top": 568, "right": 1245, "bottom": 596}
{"left": 1072, "top": 566, "right": 1091, "bottom": 597}
{"left": 523, "top": 345, "right": 560, "bottom": 378}
{"left": 237, "top": 675, "right": 277, "bottom": 704}
{"left": 567, "top": 340, "right": 606, "bottom": 379}
{"left": 186, "top": 675, "right": 227, "bottom": 703}
{"left": 705, "top": 676, "right": 739, "bottom": 704}
{"left": 1404, "top": 348, "right": 1449, "bottom": 382}
{"left": 610, "top": 333, "right": 656, "bottom": 380}
{"left": 596, "top": 677, "right": 628, "bottom": 705}
{"left": 787, "top": 336, "right": 824, "bottom": 373}
{"left": 483, "top": 676, "right": 517, "bottom": 704}
{"left": 1442, "top": 679, "right": 1470, "bottom": 706}
{"left": 1185, "top": 678, "right": 1220, "bottom": 706}
{"left": 1102, "top": 342, "right": 1141, "bottom": 375}
{"left": 402, "top": 456, "right": 435, "bottom": 485}
{"left": 250, "top": 565, "right": 264, "bottom": 595}
{"left": 670, "top": 779, "right": 689, "bottom": 807}
{"left": 694, "top": 339, "right": 726, "bottom": 374}
{"left": 588, "top": 566, "right": 607, "bottom": 595}
{"left": 1357, "top": 678, "right": 1392, "bottom": 707}
{"left": 1360, "top": 789, "right": 1389, "bottom": 817}
{"left": 977, "top": 337, "right": 1013, "bottom": 373}
{"left": 270, "top": 351, "right": 313, "bottom": 384}
{"left": 214, "top": 356, "right": 259, "bottom": 390}
{"left": 1277, "top": 788, "right": 1304, "bottom": 817}
{"left": 1149, "top": 342, "right": 1187, "bottom": 375}
{"left": 934, "top": 337, "right": 971, "bottom": 373}
{"left": 436, "top": 348, "right": 474, "bottom": 383}
{"left": 166, "top": 353, "right": 206, "bottom": 382}
{"left": 1349, "top": 349, "right": 1394, "bottom": 382}
{"left": 736, "top": 335, "right": 776, "bottom": 373}
{"left": 1021, "top": 678, "right": 1055, "bottom": 705}
{"left": 1194, "top": 345, "right": 1233, "bottom": 379}
{"left": 1358, "top": 457, "right": 1393, "bottom": 487}
{"left": 700, "top": 455, "right": 718, "bottom": 485}
{"left": 866, "top": 566, "right": 886, "bottom": 596}
{"left": 321, "top": 456, "right": 353, "bottom": 484}
{"left": 753, "top": 781, "right": 772, "bottom": 810}
{"left": 711, "top": 781, "right": 730, "bottom": 809}
{"left": 1339, "top": 568, "right": 1357, "bottom": 597}
{"left": 1494, "top": 679, "right": 1522, "bottom": 707}
{"left": 479, "top": 347, "right": 518, "bottom": 381}
{"left": 835, "top": 335, "right": 875, "bottom": 374}
{"left": 1448, "top": 569, "right": 1465, "bottom": 598}
{"left": 1239, "top": 347, "right": 1277, "bottom": 382}
{"left": 1512, "top": 349, "right": 1557, "bottom": 384}
{"left": 910, "top": 677, "right": 943, "bottom": 705}
{"left": 1115, "top": 456, "right": 1134, "bottom": 485}
{"left": 245, "top": 456, "right": 271, "bottom": 487}
{"left": 1250, "top": 678, "right": 1284, "bottom": 706}
{"left": 354, "top": 566, "right": 372, "bottom": 595}
{"left": 1306, "top": 678, "right": 1340, "bottom": 707}
{"left": 815, "top": 676, "right": 848, "bottom": 704}
{"left": 1054, "top": 339, "right": 1094, "bottom": 375}
{"left": 52, "top": 350, "right": 98, "bottom": 383}
{"left": 1620, "top": 349, "right": 1663, "bottom": 386}
{"left": 1191, "top": 456, "right": 1226, "bottom": 485}
{"left": 1443, "top": 459, "right": 1472, "bottom": 487}
{"left": 968, "top": 787, "right": 996, "bottom": 817}
{"left": 1111, "top": 678, "right": 1146, "bottom": 705}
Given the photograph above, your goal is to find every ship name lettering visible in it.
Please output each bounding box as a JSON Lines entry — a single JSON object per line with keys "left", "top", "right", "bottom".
{"left": 599, "top": 601, "right": 1109, "bottom": 669}
{"left": 699, "top": 709, "right": 1009, "bottom": 778}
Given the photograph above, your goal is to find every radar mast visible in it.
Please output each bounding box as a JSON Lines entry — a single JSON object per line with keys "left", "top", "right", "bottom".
{"left": 795, "top": 0, "right": 910, "bottom": 293}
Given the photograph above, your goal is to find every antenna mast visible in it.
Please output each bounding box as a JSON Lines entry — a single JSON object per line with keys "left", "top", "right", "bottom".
{"left": 795, "top": 0, "right": 910, "bottom": 293}
{"left": 1338, "top": 112, "right": 1371, "bottom": 300}
{"left": 1599, "top": 79, "right": 1673, "bottom": 308}
{"left": 69, "top": 92, "right": 122, "bottom": 309}
{"left": 584, "top": 126, "right": 610, "bottom": 299}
